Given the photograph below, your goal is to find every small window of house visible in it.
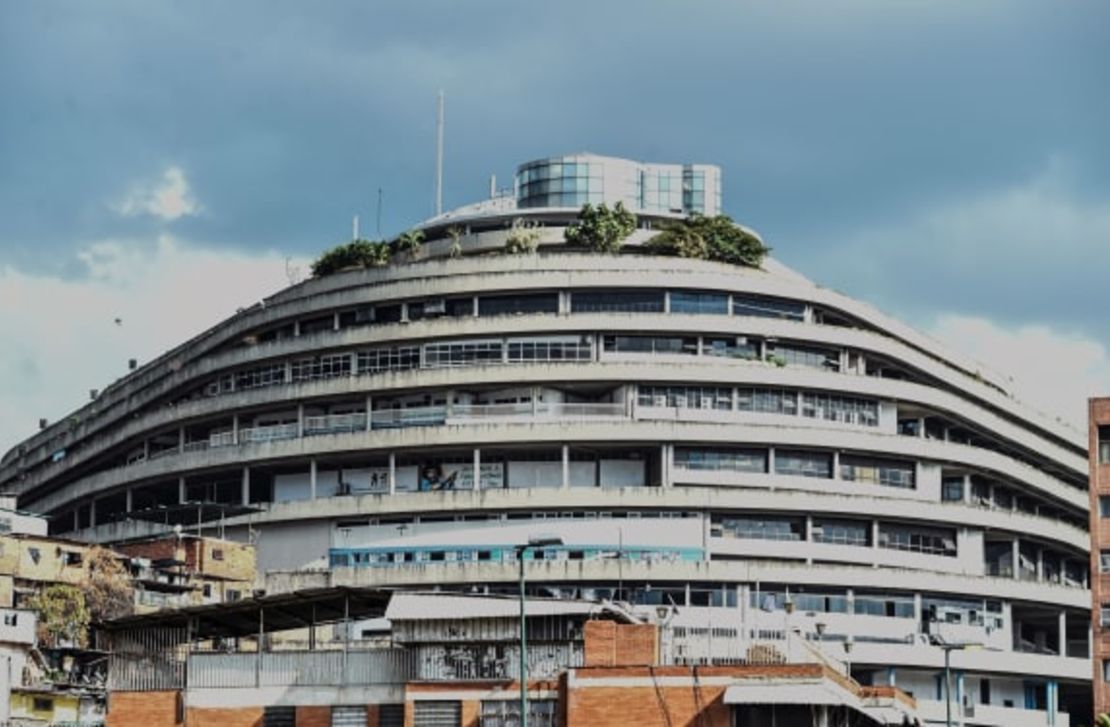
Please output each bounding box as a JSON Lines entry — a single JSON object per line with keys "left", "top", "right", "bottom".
{"left": 211, "top": 548, "right": 224, "bottom": 561}
{"left": 28, "top": 547, "right": 41, "bottom": 564}
{"left": 33, "top": 697, "right": 53, "bottom": 712}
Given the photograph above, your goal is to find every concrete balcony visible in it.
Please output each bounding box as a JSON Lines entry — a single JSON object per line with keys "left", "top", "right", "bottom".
{"left": 916, "top": 698, "right": 1068, "bottom": 727}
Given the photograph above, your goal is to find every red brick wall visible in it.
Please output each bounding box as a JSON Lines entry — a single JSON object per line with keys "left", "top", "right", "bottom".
{"left": 1092, "top": 399, "right": 1110, "bottom": 717}
{"left": 567, "top": 682, "right": 730, "bottom": 727}
{"left": 106, "top": 690, "right": 181, "bottom": 727}
{"left": 185, "top": 706, "right": 264, "bottom": 726}
{"left": 296, "top": 705, "right": 331, "bottom": 727}
{"left": 583, "top": 620, "right": 659, "bottom": 667}
{"left": 366, "top": 704, "right": 379, "bottom": 727}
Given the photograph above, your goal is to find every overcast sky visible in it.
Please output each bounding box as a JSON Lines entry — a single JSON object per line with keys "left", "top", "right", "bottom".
{"left": 1, "top": 0, "right": 1108, "bottom": 450}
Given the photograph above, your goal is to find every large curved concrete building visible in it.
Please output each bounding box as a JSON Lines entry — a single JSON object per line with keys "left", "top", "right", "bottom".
{"left": 1, "top": 154, "right": 1093, "bottom": 725}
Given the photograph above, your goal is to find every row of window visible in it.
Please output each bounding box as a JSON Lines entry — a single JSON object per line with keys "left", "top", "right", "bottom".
{"left": 713, "top": 515, "right": 955, "bottom": 557}
{"left": 673, "top": 448, "right": 914, "bottom": 488}
{"left": 329, "top": 545, "right": 704, "bottom": 568}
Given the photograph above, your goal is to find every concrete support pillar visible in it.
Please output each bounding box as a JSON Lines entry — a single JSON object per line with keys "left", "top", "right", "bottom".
{"left": 445, "top": 389, "right": 455, "bottom": 418}
{"left": 89, "top": 499, "right": 97, "bottom": 528}
{"left": 388, "top": 453, "right": 396, "bottom": 495}
{"left": 887, "top": 667, "right": 896, "bottom": 687}
{"left": 178, "top": 477, "right": 186, "bottom": 504}
{"left": 872, "top": 520, "right": 881, "bottom": 565}
{"left": 125, "top": 488, "right": 134, "bottom": 512}
{"left": 471, "top": 296, "right": 479, "bottom": 317}
{"left": 241, "top": 466, "right": 250, "bottom": 506}
{"left": 956, "top": 671, "right": 965, "bottom": 726}
{"left": 1011, "top": 539, "right": 1020, "bottom": 580}
{"left": 660, "top": 444, "right": 672, "bottom": 487}
{"left": 918, "top": 417, "right": 926, "bottom": 438}
{"left": 143, "top": 440, "right": 150, "bottom": 460}
{"left": 179, "top": 427, "right": 186, "bottom": 453}
{"left": 309, "top": 459, "right": 317, "bottom": 501}
{"left": 333, "top": 311, "right": 341, "bottom": 331}
{"left": 913, "top": 593, "right": 922, "bottom": 626}
{"left": 767, "top": 447, "right": 776, "bottom": 479}
{"left": 963, "top": 474, "right": 972, "bottom": 504}
{"left": 1058, "top": 610, "right": 1067, "bottom": 657}
{"left": 297, "top": 404, "right": 305, "bottom": 438}
{"left": 561, "top": 445, "right": 570, "bottom": 489}
{"left": 73, "top": 509, "right": 79, "bottom": 531}
{"left": 293, "top": 319, "right": 300, "bottom": 337}
{"left": 285, "top": 361, "right": 293, "bottom": 384}
{"left": 831, "top": 451, "right": 841, "bottom": 481}
{"left": 473, "top": 448, "right": 481, "bottom": 491}
{"left": 1047, "top": 679, "right": 1058, "bottom": 726}
{"left": 1036, "top": 548, "right": 1044, "bottom": 581}
{"left": 232, "top": 414, "right": 239, "bottom": 445}
{"left": 663, "top": 291, "right": 671, "bottom": 314}
{"left": 804, "top": 516, "right": 813, "bottom": 565}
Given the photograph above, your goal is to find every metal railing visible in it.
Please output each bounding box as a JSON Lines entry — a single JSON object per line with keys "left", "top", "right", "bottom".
{"left": 239, "top": 423, "right": 299, "bottom": 444}
{"left": 188, "top": 648, "right": 414, "bottom": 688}
{"left": 304, "top": 412, "right": 368, "bottom": 435}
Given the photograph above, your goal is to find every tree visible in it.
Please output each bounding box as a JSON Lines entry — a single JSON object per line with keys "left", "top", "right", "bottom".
{"left": 83, "top": 546, "right": 134, "bottom": 623}
{"left": 393, "top": 229, "right": 426, "bottom": 261}
{"left": 505, "top": 218, "right": 541, "bottom": 254}
{"left": 645, "top": 214, "right": 770, "bottom": 268}
{"left": 564, "top": 202, "right": 636, "bottom": 253}
{"left": 310, "top": 239, "right": 390, "bottom": 277}
{"left": 446, "top": 226, "right": 464, "bottom": 258}
{"left": 28, "top": 584, "right": 90, "bottom": 648}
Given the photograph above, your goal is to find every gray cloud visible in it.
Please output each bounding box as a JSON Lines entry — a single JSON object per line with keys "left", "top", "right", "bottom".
{"left": 1, "top": 0, "right": 1108, "bottom": 342}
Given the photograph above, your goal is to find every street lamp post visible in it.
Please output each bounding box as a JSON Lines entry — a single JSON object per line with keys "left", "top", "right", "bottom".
{"left": 515, "top": 535, "right": 563, "bottom": 727}
{"left": 931, "top": 633, "right": 981, "bottom": 727}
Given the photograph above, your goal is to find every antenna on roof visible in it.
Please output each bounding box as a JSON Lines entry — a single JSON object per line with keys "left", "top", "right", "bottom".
{"left": 435, "top": 90, "right": 445, "bottom": 216}
{"left": 376, "top": 188, "right": 383, "bottom": 237}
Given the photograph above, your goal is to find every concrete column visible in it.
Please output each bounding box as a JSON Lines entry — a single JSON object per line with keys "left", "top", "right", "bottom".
{"left": 232, "top": 414, "right": 239, "bottom": 445}
{"left": 913, "top": 593, "right": 923, "bottom": 626}
{"left": 963, "top": 474, "right": 972, "bottom": 504}
{"left": 241, "top": 466, "right": 250, "bottom": 506}
{"left": 89, "top": 499, "right": 97, "bottom": 528}
{"left": 1036, "top": 548, "right": 1044, "bottom": 581}
{"left": 887, "top": 667, "right": 896, "bottom": 687}
{"left": 285, "top": 361, "right": 293, "bottom": 384}
{"left": 767, "top": 447, "right": 776, "bottom": 477}
{"left": 445, "top": 389, "right": 455, "bottom": 418}
{"left": 349, "top": 352, "right": 357, "bottom": 376}
{"left": 388, "top": 453, "right": 396, "bottom": 495}
{"left": 660, "top": 444, "right": 672, "bottom": 487}
{"left": 143, "top": 440, "right": 150, "bottom": 460}
{"left": 804, "top": 516, "right": 813, "bottom": 565}
{"left": 1047, "top": 679, "right": 1058, "bottom": 726}
{"left": 1058, "top": 610, "right": 1067, "bottom": 657}
{"left": 365, "top": 395, "right": 373, "bottom": 431}
{"left": 872, "top": 520, "right": 881, "bottom": 566}
{"left": 178, "top": 477, "right": 186, "bottom": 504}
{"left": 473, "top": 448, "right": 481, "bottom": 491}
{"left": 73, "top": 509, "right": 79, "bottom": 531}
{"left": 831, "top": 451, "right": 841, "bottom": 481}
{"left": 178, "top": 427, "right": 186, "bottom": 453}
{"left": 309, "top": 459, "right": 317, "bottom": 501}
{"left": 1011, "top": 539, "right": 1020, "bottom": 580}
{"left": 918, "top": 417, "right": 925, "bottom": 438}
{"left": 125, "top": 488, "right": 133, "bottom": 512}
{"left": 333, "top": 311, "right": 341, "bottom": 331}
{"left": 297, "top": 404, "right": 305, "bottom": 438}
{"left": 561, "top": 445, "right": 570, "bottom": 489}
{"left": 663, "top": 291, "right": 671, "bottom": 314}
{"left": 293, "top": 320, "right": 300, "bottom": 336}
{"left": 956, "top": 671, "right": 965, "bottom": 726}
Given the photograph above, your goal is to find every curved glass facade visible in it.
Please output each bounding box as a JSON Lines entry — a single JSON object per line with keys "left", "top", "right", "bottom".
{"left": 515, "top": 154, "right": 721, "bottom": 215}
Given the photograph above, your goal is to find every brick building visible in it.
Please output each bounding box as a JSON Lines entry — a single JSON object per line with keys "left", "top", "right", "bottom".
{"left": 1091, "top": 398, "right": 1110, "bottom": 716}
{"left": 101, "top": 588, "right": 920, "bottom": 726}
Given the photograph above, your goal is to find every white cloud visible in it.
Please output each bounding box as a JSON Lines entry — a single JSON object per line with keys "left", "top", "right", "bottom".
{"left": 928, "top": 313, "right": 1110, "bottom": 432}
{"left": 0, "top": 237, "right": 308, "bottom": 452}
{"left": 115, "top": 166, "right": 200, "bottom": 221}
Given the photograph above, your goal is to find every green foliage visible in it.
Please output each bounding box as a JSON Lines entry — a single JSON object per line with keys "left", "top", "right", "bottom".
{"left": 564, "top": 202, "right": 636, "bottom": 253}
{"left": 505, "top": 218, "right": 541, "bottom": 254}
{"left": 310, "top": 239, "right": 390, "bottom": 277}
{"left": 645, "top": 214, "right": 770, "bottom": 268}
{"left": 28, "top": 584, "right": 90, "bottom": 648}
{"left": 393, "top": 229, "right": 426, "bottom": 261}
{"left": 446, "top": 226, "right": 464, "bottom": 258}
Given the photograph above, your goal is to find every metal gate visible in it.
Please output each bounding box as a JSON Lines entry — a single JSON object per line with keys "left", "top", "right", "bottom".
{"left": 263, "top": 706, "right": 296, "bottom": 727}
{"left": 331, "top": 705, "right": 367, "bottom": 727}
{"left": 413, "top": 701, "right": 462, "bottom": 727}
{"left": 379, "top": 704, "right": 405, "bottom": 727}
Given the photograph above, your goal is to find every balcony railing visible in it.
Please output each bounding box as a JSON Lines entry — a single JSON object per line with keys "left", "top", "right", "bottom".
{"left": 304, "top": 412, "right": 368, "bottom": 435}
{"left": 239, "top": 423, "right": 299, "bottom": 444}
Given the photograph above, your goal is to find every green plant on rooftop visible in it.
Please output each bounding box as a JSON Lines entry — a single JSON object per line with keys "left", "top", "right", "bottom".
{"left": 310, "top": 239, "right": 390, "bottom": 277}
{"left": 645, "top": 213, "right": 770, "bottom": 268}
{"left": 505, "top": 218, "right": 541, "bottom": 254}
{"left": 564, "top": 202, "right": 636, "bottom": 253}
{"left": 393, "top": 228, "right": 426, "bottom": 262}
{"left": 83, "top": 546, "right": 134, "bottom": 623}
{"left": 446, "top": 226, "right": 464, "bottom": 258}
